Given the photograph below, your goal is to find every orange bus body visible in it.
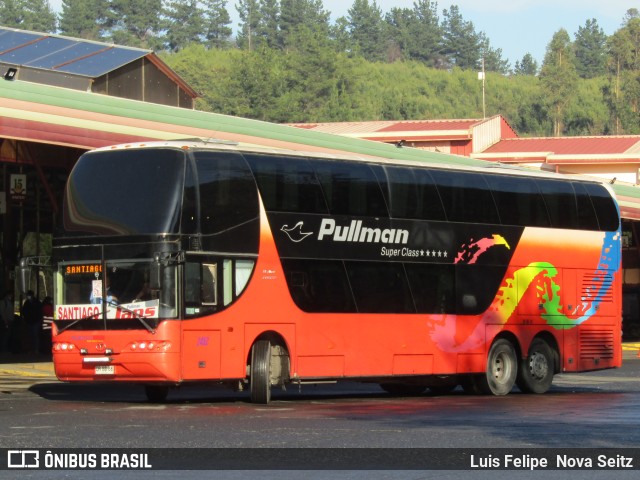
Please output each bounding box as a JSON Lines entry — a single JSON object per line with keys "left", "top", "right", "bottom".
{"left": 53, "top": 207, "right": 621, "bottom": 383}
{"left": 48, "top": 142, "right": 621, "bottom": 401}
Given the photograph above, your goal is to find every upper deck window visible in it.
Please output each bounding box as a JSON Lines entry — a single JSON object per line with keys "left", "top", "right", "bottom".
{"left": 62, "top": 148, "right": 185, "bottom": 236}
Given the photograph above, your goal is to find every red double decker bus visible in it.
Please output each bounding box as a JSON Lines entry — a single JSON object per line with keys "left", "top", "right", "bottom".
{"left": 28, "top": 139, "right": 621, "bottom": 403}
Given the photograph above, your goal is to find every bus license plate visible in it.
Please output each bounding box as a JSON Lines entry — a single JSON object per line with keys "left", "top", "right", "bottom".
{"left": 95, "top": 365, "right": 115, "bottom": 375}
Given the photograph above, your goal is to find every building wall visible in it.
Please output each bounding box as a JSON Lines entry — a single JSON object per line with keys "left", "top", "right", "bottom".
{"left": 92, "top": 58, "right": 193, "bottom": 108}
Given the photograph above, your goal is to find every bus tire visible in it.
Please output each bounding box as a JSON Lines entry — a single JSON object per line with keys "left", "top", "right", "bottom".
{"left": 481, "top": 338, "right": 517, "bottom": 396}
{"left": 250, "top": 340, "right": 272, "bottom": 404}
{"left": 517, "top": 338, "right": 554, "bottom": 394}
{"left": 145, "top": 385, "right": 169, "bottom": 403}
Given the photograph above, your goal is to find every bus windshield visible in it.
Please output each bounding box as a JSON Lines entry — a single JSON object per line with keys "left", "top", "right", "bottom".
{"left": 55, "top": 258, "right": 178, "bottom": 331}
{"left": 62, "top": 148, "right": 186, "bottom": 236}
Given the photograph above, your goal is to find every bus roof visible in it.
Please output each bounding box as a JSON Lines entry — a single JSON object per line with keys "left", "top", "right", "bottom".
{"left": 93, "top": 138, "right": 616, "bottom": 191}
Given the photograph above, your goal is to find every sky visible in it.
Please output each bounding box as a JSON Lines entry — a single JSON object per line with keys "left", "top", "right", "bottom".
{"left": 47, "top": 0, "right": 635, "bottom": 66}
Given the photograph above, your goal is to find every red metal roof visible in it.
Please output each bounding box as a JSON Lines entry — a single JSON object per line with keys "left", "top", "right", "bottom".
{"left": 377, "top": 119, "right": 480, "bottom": 133}
{"left": 286, "top": 117, "right": 519, "bottom": 143}
{"left": 484, "top": 136, "right": 640, "bottom": 155}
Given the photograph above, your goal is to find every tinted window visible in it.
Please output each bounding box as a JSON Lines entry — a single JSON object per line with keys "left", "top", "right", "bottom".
{"left": 181, "top": 159, "right": 198, "bottom": 234}
{"left": 584, "top": 183, "right": 619, "bottom": 231}
{"left": 485, "top": 174, "right": 550, "bottom": 227}
{"left": 312, "top": 160, "right": 388, "bottom": 217}
{"left": 63, "top": 148, "right": 185, "bottom": 235}
{"left": 536, "top": 179, "right": 577, "bottom": 229}
{"left": 455, "top": 265, "right": 504, "bottom": 314}
{"left": 193, "top": 151, "right": 259, "bottom": 254}
{"left": 405, "top": 263, "right": 455, "bottom": 313}
{"left": 430, "top": 169, "right": 500, "bottom": 224}
{"left": 245, "top": 154, "right": 328, "bottom": 214}
{"left": 573, "top": 182, "right": 600, "bottom": 231}
{"left": 281, "top": 259, "right": 356, "bottom": 312}
{"left": 385, "top": 166, "right": 446, "bottom": 220}
{"left": 345, "top": 262, "right": 414, "bottom": 313}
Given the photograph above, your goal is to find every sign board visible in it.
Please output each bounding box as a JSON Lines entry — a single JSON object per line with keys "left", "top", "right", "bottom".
{"left": 10, "top": 174, "right": 27, "bottom": 203}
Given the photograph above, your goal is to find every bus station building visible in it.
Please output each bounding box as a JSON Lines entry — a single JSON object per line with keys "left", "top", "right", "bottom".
{"left": 2, "top": 26, "right": 640, "bottom": 338}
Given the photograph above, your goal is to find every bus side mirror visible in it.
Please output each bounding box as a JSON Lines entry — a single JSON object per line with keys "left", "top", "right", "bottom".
{"left": 18, "top": 258, "right": 32, "bottom": 295}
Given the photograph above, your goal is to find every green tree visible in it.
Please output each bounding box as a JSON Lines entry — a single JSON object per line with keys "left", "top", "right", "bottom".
{"left": 604, "top": 14, "right": 640, "bottom": 134}
{"left": 330, "top": 16, "right": 351, "bottom": 53}
{"left": 279, "top": 26, "right": 344, "bottom": 121}
{"left": 236, "top": 0, "right": 261, "bottom": 50}
{"left": 347, "top": 0, "right": 386, "bottom": 62}
{"left": 23, "top": 0, "right": 56, "bottom": 32}
{"left": 59, "top": 0, "right": 111, "bottom": 40}
{"left": 226, "top": 45, "right": 284, "bottom": 120}
{"left": 385, "top": 0, "right": 443, "bottom": 67}
{"left": 482, "top": 40, "right": 510, "bottom": 75}
{"left": 256, "top": 0, "right": 279, "bottom": 48}
{"left": 163, "top": 0, "right": 204, "bottom": 51}
{"left": 202, "top": 0, "right": 232, "bottom": 49}
{"left": 409, "top": 0, "right": 443, "bottom": 67}
{"left": 514, "top": 53, "right": 538, "bottom": 76}
{"left": 383, "top": 7, "right": 411, "bottom": 62}
{"left": 441, "top": 5, "right": 483, "bottom": 70}
{"left": 109, "top": 0, "right": 163, "bottom": 48}
{"left": 0, "top": 0, "right": 56, "bottom": 32}
{"left": 279, "top": 0, "right": 330, "bottom": 48}
{"left": 574, "top": 18, "right": 608, "bottom": 78}
{"left": 0, "top": 0, "right": 22, "bottom": 27}
{"left": 540, "top": 29, "right": 578, "bottom": 136}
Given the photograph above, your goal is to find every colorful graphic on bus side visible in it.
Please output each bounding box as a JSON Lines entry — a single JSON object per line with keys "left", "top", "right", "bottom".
{"left": 430, "top": 230, "right": 620, "bottom": 352}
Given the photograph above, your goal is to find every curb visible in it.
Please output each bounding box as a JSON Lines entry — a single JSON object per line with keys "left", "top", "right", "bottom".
{"left": 0, "top": 362, "right": 55, "bottom": 379}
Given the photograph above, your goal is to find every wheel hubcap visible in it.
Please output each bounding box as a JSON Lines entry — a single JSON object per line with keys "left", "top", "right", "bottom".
{"left": 492, "top": 353, "right": 510, "bottom": 382}
{"left": 529, "top": 352, "right": 549, "bottom": 380}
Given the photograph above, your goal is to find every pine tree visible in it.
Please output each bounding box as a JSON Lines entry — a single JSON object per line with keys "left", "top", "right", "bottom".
{"left": 482, "top": 45, "right": 509, "bottom": 75}
{"left": 385, "top": 1, "right": 443, "bottom": 66}
{"left": 574, "top": 19, "right": 608, "bottom": 79}
{"left": 540, "top": 29, "right": 578, "bottom": 136}
{"left": 22, "top": 0, "right": 56, "bottom": 32}
{"left": 202, "top": 0, "right": 232, "bottom": 49}
{"left": 59, "top": 0, "right": 111, "bottom": 40}
{"left": 163, "top": 0, "right": 204, "bottom": 51}
{"left": 109, "top": 0, "right": 164, "bottom": 48}
{"left": 347, "top": 0, "right": 386, "bottom": 62}
{"left": 0, "top": 0, "right": 25, "bottom": 27}
{"left": 256, "top": 0, "right": 279, "bottom": 48}
{"left": 409, "top": 0, "right": 443, "bottom": 67}
{"left": 236, "top": 0, "right": 261, "bottom": 50}
{"left": 0, "top": 0, "right": 56, "bottom": 32}
{"left": 605, "top": 15, "right": 640, "bottom": 134}
{"left": 441, "top": 5, "right": 483, "bottom": 70}
{"left": 279, "top": 0, "right": 330, "bottom": 48}
{"left": 514, "top": 53, "right": 538, "bottom": 76}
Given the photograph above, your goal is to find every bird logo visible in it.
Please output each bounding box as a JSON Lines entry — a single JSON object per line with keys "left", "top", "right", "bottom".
{"left": 280, "top": 222, "right": 313, "bottom": 242}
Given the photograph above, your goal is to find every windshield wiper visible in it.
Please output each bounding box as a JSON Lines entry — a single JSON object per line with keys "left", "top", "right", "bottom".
{"left": 107, "top": 300, "right": 156, "bottom": 334}
{"left": 56, "top": 310, "right": 101, "bottom": 334}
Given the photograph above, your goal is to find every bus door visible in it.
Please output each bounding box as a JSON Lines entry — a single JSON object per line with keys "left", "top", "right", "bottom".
{"left": 182, "top": 258, "right": 222, "bottom": 379}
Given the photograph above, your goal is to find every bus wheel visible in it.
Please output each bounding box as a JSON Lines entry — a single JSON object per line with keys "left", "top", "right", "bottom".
{"left": 481, "top": 338, "right": 517, "bottom": 396}
{"left": 144, "top": 385, "right": 169, "bottom": 403}
{"left": 250, "top": 340, "right": 272, "bottom": 404}
{"left": 379, "top": 383, "right": 427, "bottom": 396}
{"left": 517, "top": 338, "right": 554, "bottom": 394}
